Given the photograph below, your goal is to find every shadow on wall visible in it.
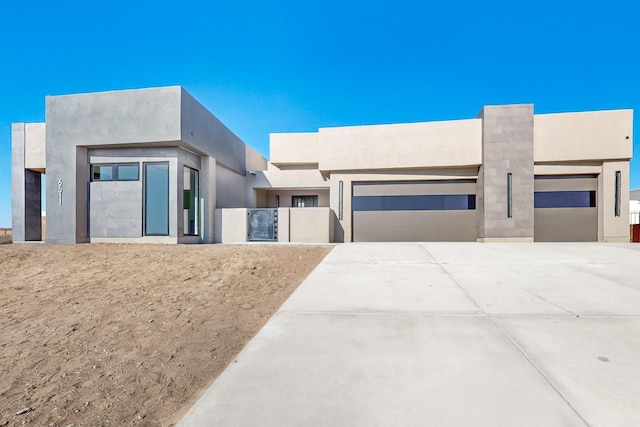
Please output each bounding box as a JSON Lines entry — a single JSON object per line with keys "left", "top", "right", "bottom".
{"left": 332, "top": 211, "right": 344, "bottom": 243}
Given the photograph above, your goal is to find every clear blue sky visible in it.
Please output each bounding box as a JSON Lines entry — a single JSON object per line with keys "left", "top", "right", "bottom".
{"left": 1, "top": 0, "right": 639, "bottom": 227}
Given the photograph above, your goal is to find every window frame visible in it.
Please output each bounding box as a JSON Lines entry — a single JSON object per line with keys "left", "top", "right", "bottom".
{"left": 291, "top": 195, "right": 319, "bottom": 208}
{"left": 91, "top": 163, "right": 140, "bottom": 182}
{"left": 534, "top": 191, "right": 597, "bottom": 209}
{"left": 183, "top": 166, "right": 200, "bottom": 236}
{"left": 143, "top": 162, "right": 170, "bottom": 236}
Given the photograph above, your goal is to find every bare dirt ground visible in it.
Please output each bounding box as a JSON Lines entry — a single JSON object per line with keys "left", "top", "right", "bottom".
{"left": 0, "top": 243, "right": 331, "bottom": 426}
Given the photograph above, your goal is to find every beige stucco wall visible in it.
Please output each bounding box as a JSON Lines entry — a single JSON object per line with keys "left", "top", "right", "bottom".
{"left": 260, "top": 189, "right": 329, "bottom": 208}
{"left": 213, "top": 207, "right": 333, "bottom": 243}
{"left": 216, "top": 164, "right": 247, "bottom": 208}
{"left": 289, "top": 208, "right": 333, "bottom": 243}
{"left": 245, "top": 145, "right": 268, "bottom": 171}
{"left": 270, "top": 132, "right": 319, "bottom": 165}
{"left": 253, "top": 167, "right": 328, "bottom": 189}
{"left": 599, "top": 160, "right": 630, "bottom": 242}
{"left": 533, "top": 163, "right": 602, "bottom": 175}
{"left": 534, "top": 110, "right": 633, "bottom": 162}
{"left": 24, "top": 123, "right": 46, "bottom": 171}
{"left": 214, "top": 208, "right": 247, "bottom": 243}
{"left": 318, "top": 119, "right": 482, "bottom": 171}
{"left": 277, "top": 208, "right": 290, "bottom": 242}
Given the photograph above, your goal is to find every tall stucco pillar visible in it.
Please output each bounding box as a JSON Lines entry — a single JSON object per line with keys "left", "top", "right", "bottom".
{"left": 11, "top": 123, "right": 26, "bottom": 242}
{"left": 12, "top": 123, "right": 43, "bottom": 241}
{"left": 477, "top": 105, "right": 534, "bottom": 242}
{"left": 599, "top": 160, "right": 630, "bottom": 242}
{"left": 200, "top": 156, "right": 217, "bottom": 243}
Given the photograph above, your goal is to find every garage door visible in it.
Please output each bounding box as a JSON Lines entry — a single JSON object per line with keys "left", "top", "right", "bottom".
{"left": 534, "top": 175, "right": 597, "bottom": 242}
{"left": 352, "top": 180, "right": 476, "bottom": 242}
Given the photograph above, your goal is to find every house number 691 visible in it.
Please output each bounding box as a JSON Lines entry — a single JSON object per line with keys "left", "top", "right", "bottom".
{"left": 57, "top": 178, "right": 63, "bottom": 206}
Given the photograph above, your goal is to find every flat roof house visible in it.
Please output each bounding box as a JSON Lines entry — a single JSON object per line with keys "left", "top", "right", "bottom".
{"left": 12, "top": 86, "right": 633, "bottom": 244}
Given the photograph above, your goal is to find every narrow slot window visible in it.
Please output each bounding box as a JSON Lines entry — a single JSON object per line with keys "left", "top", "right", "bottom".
{"left": 183, "top": 166, "right": 199, "bottom": 236}
{"left": 534, "top": 191, "right": 596, "bottom": 208}
{"left": 351, "top": 194, "right": 476, "bottom": 211}
{"left": 338, "top": 181, "right": 344, "bottom": 220}
{"left": 615, "top": 171, "right": 621, "bottom": 217}
{"left": 507, "top": 173, "right": 513, "bottom": 218}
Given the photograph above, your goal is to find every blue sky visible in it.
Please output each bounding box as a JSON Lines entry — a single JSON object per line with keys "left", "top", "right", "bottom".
{"left": 1, "top": 0, "right": 639, "bottom": 227}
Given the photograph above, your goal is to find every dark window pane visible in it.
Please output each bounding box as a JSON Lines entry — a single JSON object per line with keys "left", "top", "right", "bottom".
{"left": 145, "top": 163, "right": 169, "bottom": 235}
{"left": 468, "top": 195, "right": 476, "bottom": 210}
{"left": 292, "top": 195, "right": 318, "bottom": 207}
{"left": 352, "top": 194, "right": 476, "bottom": 211}
{"left": 534, "top": 191, "right": 596, "bottom": 208}
{"left": 117, "top": 164, "right": 139, "bottom": 181}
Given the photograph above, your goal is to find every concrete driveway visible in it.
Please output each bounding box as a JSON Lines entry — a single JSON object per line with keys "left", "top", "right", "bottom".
{"left": 178, "top": 243, "right": 640, "bottom": 426}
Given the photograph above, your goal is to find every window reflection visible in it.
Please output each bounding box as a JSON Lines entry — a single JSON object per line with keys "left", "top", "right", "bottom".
{"left": 144, "top": 163, "right": 169, "bottom": 236}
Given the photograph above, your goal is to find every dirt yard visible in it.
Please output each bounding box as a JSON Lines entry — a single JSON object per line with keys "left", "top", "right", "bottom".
{"left": 0, "top": 243, "right": 331, "bottom": 426}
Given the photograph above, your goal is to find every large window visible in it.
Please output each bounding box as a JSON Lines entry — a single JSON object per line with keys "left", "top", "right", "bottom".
{"left": 144, "top": 163, "right": 169, "bottom": 236}
{"left": 91, "top": 164, "right": 139, "bottom": 181}
{"left": 534, "top": 191, "right": 596, "bottom": 208}
{"left": 352, "top": 194, "right": 476, "bottom": 211}
{"left": 183, "top": 166, "right": 199, "bottom": 236}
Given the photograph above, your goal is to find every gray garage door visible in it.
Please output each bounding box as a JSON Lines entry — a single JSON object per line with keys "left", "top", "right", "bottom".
{"left": 352, "top": 180, "right": 476, "bottom": 242}
{"left": 534, "top": 175, "right": 597, "bottom": 242}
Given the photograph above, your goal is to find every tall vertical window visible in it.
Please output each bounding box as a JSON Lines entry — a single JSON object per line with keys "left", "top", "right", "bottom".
{"left": 338, "top": 181, "right": 344, "bottom": 220}
{"left": 144, "top": 163, "right": 169, "bottom": 236}
{"left": 183, "top": 166, "right": 199, "bottom": 235}
{"left": 507, "top": 173, "right": 513, "bottom": 218}
{"left": 615, "top": 170, "right": 621, "bottom": 217}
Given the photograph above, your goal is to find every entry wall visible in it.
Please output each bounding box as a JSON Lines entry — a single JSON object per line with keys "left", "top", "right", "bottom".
{"left": 288, "top": 208, "right": 333, "bottom": 243}
{"left": 214, "top": 208, "right": 248, "bottom": 243}
{"left": 213, "top": 207, "right": 334, "bottom": 243}
{"left": 88, "top": 148, "right": 180, "bottom": 243}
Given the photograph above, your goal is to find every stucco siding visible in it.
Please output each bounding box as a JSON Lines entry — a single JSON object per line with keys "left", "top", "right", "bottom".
{"left": 270, "top": 132, "right": 319, "bottom": 165}
{"left": 46, "top": 86, "right": 182, "bottom": 146}
{"left": 180, "top": 89, "right": 248, "bottom": 174}
{"left": 216, "top": 164, "right": 247, "bottom": 208}
{"left": 24, "top": 123, "right": 46, "bottom": 171}
{"left": 534, "top": 110, "right": 633, "bottom": 162}
{"left": 89, "top": 180, "right": 142, "bottom": 238}
{"left": 318, "top": 119, "right": 482, "bottom": 171}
